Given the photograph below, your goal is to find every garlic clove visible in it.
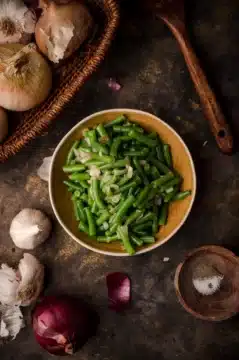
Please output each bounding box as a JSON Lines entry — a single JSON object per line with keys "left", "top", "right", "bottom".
{"left": 0, "top": 0, "right": 36, "bottom": 45}
{"left": 17, "top": 253, "right": 44, "bottom": 307}
{"left": 0, "top": 264, "right": 19, "bottom": 306}
{"left": 37, "top": 156, "right": 53, "bottom": 182}
{"left": 0, "top": 304, "right": 24, "bottom": 342}
{"left": 10, "top": 208, "right": 52, "bottom": 250}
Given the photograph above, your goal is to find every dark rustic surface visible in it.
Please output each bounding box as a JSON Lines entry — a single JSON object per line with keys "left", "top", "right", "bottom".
{"left": 1, "top": 0, "right": 239, "bottom": 359}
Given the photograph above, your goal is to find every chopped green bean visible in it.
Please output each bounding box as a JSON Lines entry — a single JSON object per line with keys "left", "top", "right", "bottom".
{"left": 133, "top": 157, "right": 149, "bottom": 185}
{"left": 129, "top": 130, "right": 157, "bottom": 147}
{"left": 76, "top": 200, "right": 86, "bottom": 222}
{"left": 79, "top": 222, "right": 89, "bottom": 234}
{"left": 66, "top": 140, "right": 80, "bottom": 165}
{"left": 117, "top": 225, "right": 135, "bottom": 255}
{"left": 63, "top": 180, "right": 82, "bottom": 190}
{"left": 97, "top": 235, "right": 118, "bottom": 243}
{"left": 141, "top": 236, "right": 155, "bottom": 244}
{"left": 158, "top": 203, "right": 169, "bottom": 225}
{"left": 69, "top": 173, "right": 90, "bottom": 181}
{"left": 173, "top": 190, "right": 192, "bottom": 201}
{"left": 113, "top": 195, "right": 135, "bottom": 224}
{"left": 131, "top": 235, "right": 143, "bottom": 247}
{"left": 96, "top": 124, "right": 110, "bottom": 144}
{"left": 92, "top": 179, "right": 105, "bottom": 209}
{"left": 85, "top": 208, "right": 96, "bottom": 236}
{"left": 63, "top": 164, "right": 86, "bottom": 173}
{"left": 163, "top": 144, "right": 172, "bottom": 167}
{"left": 125, "top": 209, "right": 143, "bottom": 225}
{"left": 96, "top": 211, "right": 110, "bottom": 226}
{"left": 152, "top": 172, "right": 174, "bottom": 188}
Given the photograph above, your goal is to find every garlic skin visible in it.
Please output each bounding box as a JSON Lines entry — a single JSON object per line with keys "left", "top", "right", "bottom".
{"left": 0, "top": 304, "right": 24, "bottom": 341}
{"left": 0, "top": 0, "right": 36, "bottom": 45}
{"left": 17, "top": 253, "right": 44, "bottom": 307}
{"left": 37, "top": 156, "right": 53, "bottom": 182}
{"left": 0, "top": 265, "right": 19, "bottom": 306}
{"left": 10, "top": 208, "right": 52, "bottom": 250}
{"left": 0, "top": 107, "right": 8, "bottom": 143}
{"left": 35, "top": 0, "right": 93, "bottom": 63}
{"left": 0, "top": 43, "right": 52, "bottom": 111}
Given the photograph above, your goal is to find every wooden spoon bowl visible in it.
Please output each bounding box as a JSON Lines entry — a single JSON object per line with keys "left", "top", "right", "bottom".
{"left": 175, "top": 246, "right": 239, "bottom": 321}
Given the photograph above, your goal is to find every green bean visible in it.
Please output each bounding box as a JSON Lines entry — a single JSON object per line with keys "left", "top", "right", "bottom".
{"left": 79, "top": 222, "right": 89, "bottom": 234}
{"left": 163, "top": 144, "right": 172, "bottom": 167}
{"left": 151, "top": 166, "right": 160, "bottom": 180}
{"left": 134, "top": 186, "right": 151, "bottom": 208}
{"left": 97, "top": 235, "right": 118, "bottom": 243}
{"left": 156, "top": 145, "right": 164, "bottom": 162}
{"left": 91, "top": 202, "right": 98, "bottom": 214}
{"left": 113, "top": 125, "right": 144, "bottom": 134}
{"left": 131, "top": 235, "right": 143, "bottom": 247}
{"left": 158, "top": 203, "right": 169, "bottom": 225}
{"left": 141, "top": 236, "right": 155, "bottom": 244}
{"left": 105, "top": 115, "right": 127, "bottom": 128}
{"left": 161, "top": 177, "right": 181, "bottom": 192}
{"left": 63, "top": 164, "right": 86, "bottom": 173}
{"left": 63, "top": 180, "right": 82, "bottom": 190}
{"left": 85, "top": 160, "right": 105, "bottom": 167}
{"left": 107, "top": 223, "right": 118, "bottom": 236}
{"left": 66, "top": 140, "right": 80, "bottom": 165}
{"left": 164, "top": 186, "right": 179, "bottom": 203}
{"left": 110, "top": 136, "right": 131, "bottom": 157}
{"left": 173, "top": 190, "right": 192, "bottom": 201}
{"left": 150, "top": 158, "right": 171, "bottom": 174}
{"left": 152, "top": 214, "right": 158, "bottom": 235}
{"left": 124, "top": 148, "right": 149, "bottom": 157}
{"left": 125, "top": 209, "right": 143, "bottom": 225}
{"left": 92, "top": 179, "right": 105, "bottom": 209}
{"left": 96, "top": 211, "right": 110, "bottom": 226}
{"left": 72, "top": 190, "right": 81, "bottom": 199}
{"left": 85, "top": 129, "right": 108, "bottom": 154}
{"left": 69, "top": 173, "right": 90, "bottom": 181}
{"left": 100, "top": 159, "right": 129, "bottom": 170}
{"left": 129, "top": 130, "right": 157, "bottom": 147}
{"left": 73, "top": 199, "right": 80, "bottom": 221}
{"left": 136, "top": 212, "right": 154, "bottom": 224}
{"left": 113, "top": 195, "right": 135, "bottom": 224}
{"left": 96, "top": 124, "right": 110, "bottom": 144}
{"left": 132, "top": 221, "right": 153, "bottom": 232}
{"left": 119, "top": 178, "right": 140, "bottom": 193}
{"left": 152, "top": 172, "right": 174, "bottom": 188}
{"left": 76, "top": 200, "right": 86, "bottom": 222}
{"left": 88, "top": 186, "right": 94, "bottom": 207}
{"left": 148, "top": 131, "right": 157, "bottom": 139}
{"left": 113, "top": 169, "right": 127, "bottom": 176}
{"left": 79, "top": 180, "right": 89, "bottom": 189}
{"left": 85, "top": 208, "right": 96, "bottom": 236}
{"left": 117, "top": 225, "right": 135, "bottom": 255}
{"left": 133, "top": 158, "right": 149, "bottom": 185}
{"left": 90, "top": 153, "right": 113, "bottom": 163}
{"left": 78, "top": 145, "right": 92, "bottom": 153}
{"left": 81, "top": 193, "right": 88, "bottom": 202}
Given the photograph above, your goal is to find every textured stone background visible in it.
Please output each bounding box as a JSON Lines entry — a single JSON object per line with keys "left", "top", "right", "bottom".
{"left": 1, "top": 0, "right": 239, "bottom": 359}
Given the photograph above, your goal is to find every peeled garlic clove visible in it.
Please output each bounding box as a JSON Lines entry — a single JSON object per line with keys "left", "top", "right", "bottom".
{"left": 10, "top": 208, "right": 52, "bottom": 250}
{"left": 0, "top": 107, "right": 8, "bottom": 143}
{"left": 0, "top": 43, "right": 52, "bottom": 111}
{"left": 0, "top": 264, "right": 19, "bottom": 306}
{"left": 17, "top": 253, "right": 44, "bottom": 307}
{"left": 35, "top": 0, "right": 93, "bottom": 63}
{"left": 0, "top": 0, "right": 36, "bottom": 45}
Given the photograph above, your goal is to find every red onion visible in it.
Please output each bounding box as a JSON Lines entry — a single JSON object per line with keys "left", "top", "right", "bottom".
{"left": 106, "top": 273, "right": 131, "bottom": 312}
{"left": 32, "top": 296, "right": 98, "bottom": 356}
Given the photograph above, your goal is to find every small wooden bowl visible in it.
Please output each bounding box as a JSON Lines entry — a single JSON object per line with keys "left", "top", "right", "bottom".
{"left": 49, "top": 109, "right": 196, "bottom": 256}
{"left": 175, "top": 245, "right": 239, "bottom": 321}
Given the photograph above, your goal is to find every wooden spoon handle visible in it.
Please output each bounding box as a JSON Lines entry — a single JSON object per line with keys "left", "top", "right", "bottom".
{"left": 162, "top": 20, "right": 233, "bottom": 154}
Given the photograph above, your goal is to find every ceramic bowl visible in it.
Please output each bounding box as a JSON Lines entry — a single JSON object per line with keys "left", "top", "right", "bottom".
{"left": 174, "top": 245, "right": 239, "bottom": 321}
{"left": 49, "top": 109, "right": 196, "bottom": 256}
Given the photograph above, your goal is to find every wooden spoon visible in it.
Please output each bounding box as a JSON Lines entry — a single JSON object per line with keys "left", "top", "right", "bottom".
{"left": 147, "top": 0, "right": 233, "bottom": 154}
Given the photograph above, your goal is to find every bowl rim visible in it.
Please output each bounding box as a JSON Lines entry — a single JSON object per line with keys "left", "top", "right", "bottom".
{"left": 174, "top": 245, "right": 239, "bottom": 321}
{"left": 49, "top": 108, "right": 197, "bottom": 257}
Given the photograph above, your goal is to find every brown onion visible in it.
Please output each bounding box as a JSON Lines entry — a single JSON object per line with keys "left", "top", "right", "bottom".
{"left": 35, "top": 0, "right": 93, "bottom": 63}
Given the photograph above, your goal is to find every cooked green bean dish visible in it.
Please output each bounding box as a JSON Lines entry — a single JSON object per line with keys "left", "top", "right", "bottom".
{"left": 63, "top": 115, "right": 192, "bottom": 255}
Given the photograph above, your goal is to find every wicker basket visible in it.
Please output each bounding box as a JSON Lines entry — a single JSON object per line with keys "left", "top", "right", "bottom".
{"left": 0, "top": 0, "right": 119, "bottom": 163}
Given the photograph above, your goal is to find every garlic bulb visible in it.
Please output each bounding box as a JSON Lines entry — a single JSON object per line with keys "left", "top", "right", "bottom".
{"left": 0, "top": 304, "right": 24, "bottom": 341}
{"left": 17, "top": 253, "right": 44, "bottom": 306}
{"left": 10, "top": 208, "right": 51, "bottom": 250}
{"left": 0, "top": 107, "right": 8, "bottom": 143}
{"left": 0, "top": 253, "right": 44, "bottom": 308}
{"left": 35, "top": 0, "right": 93, "bottom": 63}
{"left": 0, "top": 43, "right": 52, "bottom": 111}
{"left": 0, "top": 0, "right": 36, "bottom": 45}
{"left": 0, "top": 265, "right": 19, "bottom": 305}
